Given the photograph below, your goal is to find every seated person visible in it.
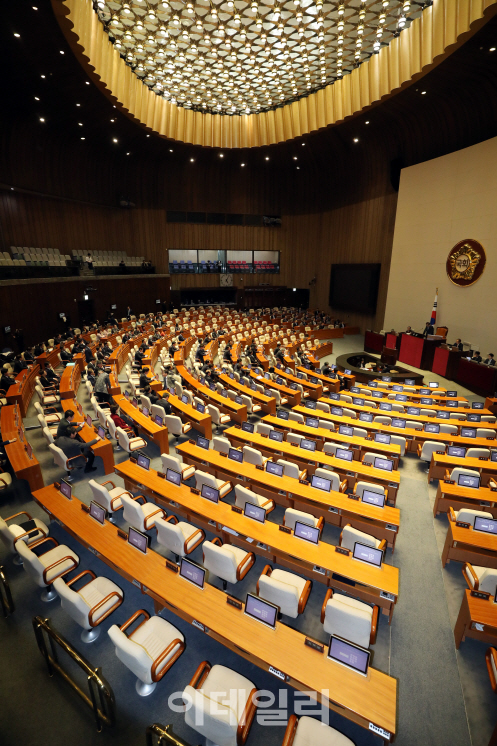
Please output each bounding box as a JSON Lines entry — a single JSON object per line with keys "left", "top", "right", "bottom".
{"left": 152, "top": 392, "right": 172, "bottom": 416}
{"left": 452, "top": 338, "right": 463, "bottom": 351}
{"left": 405, "top": 326, "right": 413, "bottom": 335}
{"left": 0, "top": 367, "right": 16, "bottom": 392}
{"left": 109, "top": 404, "right": 138, "bottom": 437}
{"left": 139, "top": 368, "right": 151, "bottom": 390}
{"left": 34, "top": 343, "right": 46, "bottom": 356}
{"left": 55, "top": 426, "right": 98, "bottom": 474}
{"left": 471, "top": 350, "right": 482, "bottom": 363}
{"left": 60, "top": 345, "right": 73, "bottom": 365}
{"left": 24, "top": 347, "right": 35, "bottom": 363}
{"left": 484, "top": 353, "right": 495, "bottom": 366}
{"left": 43, "top": 363, "right": 60, "bottom": 385}
{"left": 13, "top": 354, "right": 27, "bottom": 374}
{"left": 57, "top": 409, "right": 84, "bottom": 439}
{"left": 422, "top": 322, "right": 434, "bottom": 337}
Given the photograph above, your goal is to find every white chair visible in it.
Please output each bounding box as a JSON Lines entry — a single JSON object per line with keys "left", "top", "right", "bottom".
{"left": 54, "top": 571, "right": 123, "bottom": 643}
{"left": 48, "top": 442, "right": 86, "bottom": 481}
{"left": 316, "top": 401, "right": 330, "bottom": 413}
{"left": 240, "top": 394, "right": 261, "bottom": 415}
{"left": 283, "top": 508, "right": 323, "bottom": 535}
{"left": 164, "top": 414, "right": 191, "bottom": 441}
{"left": 255, "top": 422, "right": 273, "bottom": 436}
{"left": 88, "top": 479, "right": 132, "bottom": 521}
{"left": 276, "top": 458, "right": 306, "bottom": 480}
{"left": 318, "top": 419, "right": 334, "bottom": 431}
{"left": 17, "top": 536, "right": 79, "bottom": 602}
{"left": 354, "top": 480, "right": 387, "bottom": 504}
{"left": 449, "top": 506, "right": 493, "bottom": 526}
{"left": 321, "top": 590, "right": 378, "bottom": 648}
{"left": 417, "top": 440, "right": 442, "bottom": 472}
{"left": 282, "top": 715, "right": 354, "bottom": 746}
{"left": 207, "top": 403, "right": 230, "bottom": 432}
{"left": 161, "top": 453, "right": 195, "bottom": 481}
{"left": 212, "top": 435, "right": 231, "bottom": 456}
{"left": 195, "top": 470, "right": 232, "bottom": 499}
{"left": 121, "top": 494, "right": 165, "bottom": 532}
{"left": 353, "top": 427, "right": 368, "bottom": 438}
{"left": 288, "top": 411, "right": 304, "bottom": 423}
{"left": 342, "top": 408, "right": 357, "bottom": 419}
{"left": 447, "top": 466, "right": 481, "bottom": 482}
{"left": 34, "top": 401, "right": 61, "bottom": 424}
{"left": 37, "top": 413, "right": 58, "bottom": 437}
{"left": 116, "top": 427, "right": 147, "bottom": 452}
{"left": 109, "top": 610, "right": 185, "bottom": 696}
{"left": 374, "top": 416, "right": 391, "bottom": 426}
{"left": 155, "top": 514, "right": 205, "bottom": 562}
{"left": 242, "top": 445, "right": 268, "bottom": 467}
{"left": 463, "top": 563, "right": 497, "bottom": 596}
{"left": 183, "top": 662, "right": 258, "bottom": 745}
{"left": 0, "top": 510, "right": 49, "bottom": 565}
{"left": 340, "top": 524, "right": 386, "bottom": 553}
{"left": 313, "top": 468, "right": 345, "bottom": 492}
{"left": 361, "top": 452, "right": 381, "bottom": 466}
{"left": 257, "top": 564, "right": 311, "bottom": 618}
{"left": 234, "top": 484, "right": 274, "bottom": 513}
{"left": 477, "top": 428, "right": 495, "bottom": 439}
{"left": 203, "top": 538, "right": 255, "bottom": 590}
{"left": 390, "top": 434, "right": 406, "bottom": 457}
{"left": 35, "top": 384, "right": 59, "bottom": 407}
{"left": 467, "top": 448, "right": 490, "bottom": 459}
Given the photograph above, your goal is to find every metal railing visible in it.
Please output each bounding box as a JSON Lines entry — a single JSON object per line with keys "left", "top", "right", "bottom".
{"left": 32, "top": 616, "right": 115, "bottom": 731}
{"left": 146, "top": 723, "right": 197, "bottom": 746}
{"left": 0, "top": 566, "right": 15, "bottom": 617}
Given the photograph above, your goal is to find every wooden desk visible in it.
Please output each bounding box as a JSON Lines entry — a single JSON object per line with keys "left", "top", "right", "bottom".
{"left": 261, "top": 415, "right": 401, "bottom": 465}
{"left": 249, "top": 371, "right": 301, "bottom": 408}
{"left": 176, "top": 442, "right": 400, "bottom": 536}
{"left": 454, "top": 590, "right": 497, "bottom": 648}
{"left": 0, "top": 404, "right": 44, "bottom": 491}
{"left": 296, "top": 366, "right": 340, "bottom": 394}
{"left": 114, "top": 394, "right": 169, "bottom": 455}
{"left": 442, "top": 516, "right": 497, "bottom": 569}
{"left": 32, "top": 483, "right": 397, "bottom": 739}
{"left": 116, "top": 460, "right": 399, "bottom": 617}
{"left": 428, "top": 453, "right": 497, "bottom": 487}
{"left": 218, "top": 373, "right": 276, "bottom": 416}
{"left": 59, "top": 364, "right": 81, "bottom": 400}
{"left": 6, "top": 365, "right": 39, "bottom": 418}
{"left": 60, "top": 398, "right": 115, "bottom": 475}
{"left": 36, "top": 347, "right": 61, "bottom": 371}
{"left": 433, "top": 480, "right": 497, "bottom": 518}
{"left": 354, "top": 384, "right": 473, "bottom": 411}
{"left": 272, "top": 368, "right": 323, "bottom": 400}
{"left": 177, "top": 365, "right": 247, "bottom": 425}
{"left": 165, "top": 392, "right": 213, "bottom": 440}
{"left": 223, "top": 427, "right": 400, "bottom": 549}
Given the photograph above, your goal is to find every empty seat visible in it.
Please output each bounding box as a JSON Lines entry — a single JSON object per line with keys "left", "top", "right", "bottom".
{"left": 203, "top": 538, "right": 255, "bottom": 590}
{"left": 54, "top": 571, "right": 123, "bottom": 643}
{"left": 155, "top": 514, "right": 204, "bottom": 562}
{"left": 257, "top": 564, "right": 311, "bottom": 618}
{"left": 321, "top": 590, "right": 378, "bottom": 648}
{"left": 17, "top": 536, "right": 79, "bottom": 602}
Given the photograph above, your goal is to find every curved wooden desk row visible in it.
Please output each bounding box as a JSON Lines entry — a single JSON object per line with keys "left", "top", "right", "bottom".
{"left": 0, "top": 404, "right": 44, "bottom": 491}
{"left": 433, "top": 478, "right": 497, "bottom": 518}
{"left": 59, "top": 364, "right": 81, "bottom": 400}
{"left": 113, "top": 395, "right": 169, "bottom": 455}
{"left": 441, "top": 513, "right": 497, "bottom": 569}
{"left": 176, "top": 442, "right": 400, "bottom": 549}
{"left": 175, "top": 364, "right": 247, "bottom": 425}
{"left": 319, "top": 396, "right": 497, "bottom": 432}
{"left": 429, "top": 453, "right": 497, "bottom": 488}
{"left": 217, "top": 373, "right": 276, "bottom": 416}
{"left": 32, "top": 482, "right": 397, "bottom": 740}
{"left": 6, "top": 364, "right": 40, "bottom": 418}
{"left": 353, "top": 385, "right": 474, "bottom": 413}
{"left": 248, "top": 370, "right": 302, "bottom": 408}
{"left": 59, "top": 398, "right": 115, "bottom": 475}
{"left": 292, "top": 406, "right": 496, "bottom": 455}
{"left": 161, "top": 392, "right": 213, "bottom": 441}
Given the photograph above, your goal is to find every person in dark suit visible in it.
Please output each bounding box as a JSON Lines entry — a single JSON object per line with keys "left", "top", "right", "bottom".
{"left": 55, "top": 427, "right": 98, "bottom": 475}
{"left": 60, "top": 345, "right": 73, "bottom": 365}
{"left": 471, "top": 351, "right": 482, "bottom": 363}
{"left": 423, "top": 322, "right": 434, "bottom": 338}
{"left": 139, "top": 368, "right": 151, "bottom": 389}
{"left": 84, "top": 344, "right": 94, "bottom": 364}
{"left": 0, "top": 368, "right": 16, "bottom": 391}
{"left": 56, "top": 410, "right": 84, "bottom": 439}
{"left": 13, "top": 355, "right": 27, "bottom": 374}
{"left": 484, "top": 353, "right": 495, "bottom": 366}
{"left": 126, "top": 306, "right": 132, "bottom": 319}
{"left": 452, "top": 338, "right": 463, "bottom": 351}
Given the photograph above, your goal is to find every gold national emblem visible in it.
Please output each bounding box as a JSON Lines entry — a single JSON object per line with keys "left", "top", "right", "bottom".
{"left": 446, "top": 239, "right": 486, "bottom": 287}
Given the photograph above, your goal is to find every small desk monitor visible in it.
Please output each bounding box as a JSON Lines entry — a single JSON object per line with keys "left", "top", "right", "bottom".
{"left": 461, "top": 427, "right": 477, "bottom": 439}
{"left": 310, "top": 377, "right": 318, "bottom": 384}
{"left": 457, "top": 473, "right": 480, "bottom": 489}
{"left": 344, "top": 369, "right": 352, "bottom": 375}
{"left": 60, "top": 479, "right": 72, "bottom": 499}
{"left": 407, "top": 406, "right": 420, "bottom": 416}
{"left": 474, "top": 516, "right": 497, "bottom": 535}
{"left": 467, "top": 414, "right": 481, "bottom": 423}
{"left": 294, "top": 520, "right": 320, "bottom": 544}
{"left": 392, "top": 385, "right": 403, "bottom": 392}
{"left": 137, "top": 453, "right": 150, "bottom": 470}
{"left": 379, "top": 403, "right": 392, "bottom": 411}
{"left": 447, "top": 391, "right": 457, "bottom": 397}
{"left": 369, "top": 382, "right": 378, "bottom": 388}
{"left": 179, "top": 558, "right": 205, "bottom": 589}
{"left": 359, "top": 413, "right": 373, "bottom": 423}
{"left": 97, "top": 425, "right": 106, "bottom": 439}
{"left": 196, "top": 403, "right": 206, "bottom": 414}
{"left": 428, "top": 382, "right": 439, "bottom": 388}
{"left": 269, "top": 429, "right": 284, "bottom": 442}
{"left": 276, "top": 377, "right": 284, "bottom": 385}
{"left": 491, "top": 450, "right": 497, "bottom": 463}
{"left": 228, "top": 447, "right": 243, "bottom": 463}
{"left": 128, "top": 527, "right": 149, "bottom": 554}
{"left": 86, "top": 414, "right": 93, "bottom": 427}
{"left": 382, "top": 376, "right": 392, "bottom": 383}
{"left": 405, "top": 379, "right": 415, "bottom": 385}
{"left": 278, "top": 409, "right": 289, "bottom": 420}
{"left": 350, "top": 387, "right": 360, "bottom": 393}
{"left": 266, "top": 461, "right": 283, "bottom": 477}
{"left": 142, "top": 407, "right": 149, "bottom": 417}
{"left": 395, "top": 394, "right": 408, "bottom": 402}
{"left": 353, "top": 541, "right": 383, "bottom": 567}
{"left": 447, "top": 401, "right": 458, "bottom": 408}
{"left": 197, "top": 435, "right": 209, "bottom": 450}
{"left": 372, "top": 391, "right": 383, "bottom": 399}
{"left": 244, "top": 501, "right": 266, "bottom": 523}
{"left": 235, "top": 396, "right": 244, "bottom": 405}
{"left": 306, "top": 400, "right": 317, "bottom": 410}
{"left": 353, "top": 398, "right": 364, "bottom": 406}
{"left": 425, "top": 423, "right": 440, "bottom": 434}
{"left": 166, "top": 468, "right": 182, "bottom": 486}
{"left": 297, "top": 373, "right": 304, "bottom": 380}
{"left": 336, "top": 448, "right": 353, "bottom": 462}
{"left": 361, "top": 489, "right": 385, "bottom": 508}
{"left": 331, "top": 407, "right": 343, "bottom": 416}
{"left": 242, "top": 421, "right": 254, "bottom": 433}
{"left": 472, "top": 402, "right": 484, "bottom": 409}
{"left": 329, "top": 393, "right": 340, "bottom": 401}
{"left": 209, "top": 383, "right": 216, "bottom": 391}
{"left": 264, "top": 372, "right": 271, "bottom": 380}
{"left": 391, "top": 418, "right": 406, "bottom": 429}
{"left": 201, "top": 484, "right": 219, "bottom": 503}
{"left": 437, "top": 411, "right": 449, "bottom": 419}
{"left": 328, "top": 635, "right": 370, "bottom": 677}
{"left": 244, "top": 593, "right": 278, "bottom": 629}
{"left": 311, "top": 474, "right": 331, "bottom": 492}
{"left": 448, "top": 446, "right": 466, "bottom": 458}
{"left": 264, "top": 389, "right": 272, "bottom": 397}
{"left": 181, "top": 394, "right": 189, "bottom": 405}
{"left": 306, "top": 417, "right": 319, "bottom": 428}
{"left": 89, "top": 500, "right": 106, "bottom": 524}
{"left": 285, "top": 367, "right": 292, "bottom": 374}
{"left": 229, "top": 372, "right": 235, "bottom": 379}
{"left": 419, "top": 389, "right": 430, "bottom": 395}
{"left": 374, "top": 433, "right": 391, "bottom": 444}
{"left": 300, "top": 438, "right": 316, "bottom": 452}
{"left": 132, "top": 397, "right": 138, "bottom": 408}
{"left": 374, "top": 456, "right": 393, "bottom": 472}
{"left": 339, "top": 425, "right": 354, "bottom": 436}
{"left": 154, "top": 414, "right": 164, "bottom": 426}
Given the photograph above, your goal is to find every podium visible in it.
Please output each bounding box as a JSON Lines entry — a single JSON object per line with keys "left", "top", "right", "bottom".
{"left": 432, "top": 346, "right": 462, "bottom": 380}
{"left": 364, "top": 330, "right": 385, "bottom": 353}
{"left": 398, "top": 334, "right": 443, "bottom": 370}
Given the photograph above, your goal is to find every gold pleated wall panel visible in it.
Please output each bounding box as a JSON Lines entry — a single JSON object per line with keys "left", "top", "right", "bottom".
{"left": 53, "top": 0, "right": 497, "bottom": 147}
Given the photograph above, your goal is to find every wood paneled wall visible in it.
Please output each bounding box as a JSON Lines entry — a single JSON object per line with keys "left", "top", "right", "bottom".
{"left": 0, "top": 276, "right": 169, "bottom": 350}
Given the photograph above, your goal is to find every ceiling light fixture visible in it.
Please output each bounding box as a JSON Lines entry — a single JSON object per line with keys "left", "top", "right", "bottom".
{"left": 113, "top": 138, "right": 118, "bottom": 142}
{"left": 34, "top": 96, "right": 40, "bottom": 101}
{"left": 353, "top": 137, "right": 359, "bottom": 142}
{"left": 14, "top": 33, "right": 20, "bottom": 38}
{"left": 39, "top": 117, "right": 45, "bottom": 122}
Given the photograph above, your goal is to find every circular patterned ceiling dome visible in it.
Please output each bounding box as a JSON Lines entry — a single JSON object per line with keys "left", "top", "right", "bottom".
{"left": 94, "top": 0, "right": 424, "bottom": 115}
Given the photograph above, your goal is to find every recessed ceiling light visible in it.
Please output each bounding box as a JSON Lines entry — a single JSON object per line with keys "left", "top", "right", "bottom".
{"left": 365, "top": 120, "right": 370, "bottom": 124}
{"left": 110, "top": 119, "right": 115, "bottom": 122}
{"left": 146, "top": 134, "right": 150, "bottom": 137}
{"left": 421, "top": 91, "right": 426, "bottom": 94}
{"left": 76, "top": 103, "right": 80, "bottom": 107}
{"left": 60, "top": 50, "right": 65, "bottom": 55}
{"left": 78, "top": 122, "right": 83, "bottom": 126}
{"left": 490, "top": 47, "right": 496, "bottom": 51}
{"left": 85, "top": 81, "right": 90, "bottom": 85}
{"left": 241, "top": 163, "right": 245, "bottom": 166}
{"left": 11, "top": 187, "right": 14, "bottom": 190}
{"left": 33, "top": 6, "right": 38, "bottom": 9}
{"left": 113, "top": 138, "right": 118, "bottom": 143}
{"left": 293, "top": 156, "right": 297, "bottom": 160}
{"left": 34, "top": 96, "right": 40, "bottom": 101}
{"left": 39, "top": 117, "right": 45, "bottom": 122}
{"left": 265, "top": 157, "right": 269, "bottom": 161}
{"left": 41, "top": 74, "right": 45, "bottom": 78}
{"left": 219, "top": 153, "right": 224, "bottom": 158}
{"left": 169, "top": 149, "right": 173, "bottom": 152}
{"left": 301, "top": 142, "right": 305, "bottom": 146}
{"left": 14, "top": 33, "right": 20, "bottom": 38}
{"left": 126, "top": 152, "right": 130, "bottom": 155}
{"left": 190, "top": 158, "right": 195, "bottom": 162}
{"left": 296, "top": 166, "right": 300, "bottom": 170}
{"left": 81, "top": 137, "right": 85, "bottom": 140}
{"left": 353, "top": 138, "right": 359, "bottom": 142}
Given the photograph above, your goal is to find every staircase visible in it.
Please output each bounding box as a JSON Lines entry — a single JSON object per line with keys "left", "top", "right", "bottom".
{"left": 78, "top": 266, "right": 94, "bottom": 277}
